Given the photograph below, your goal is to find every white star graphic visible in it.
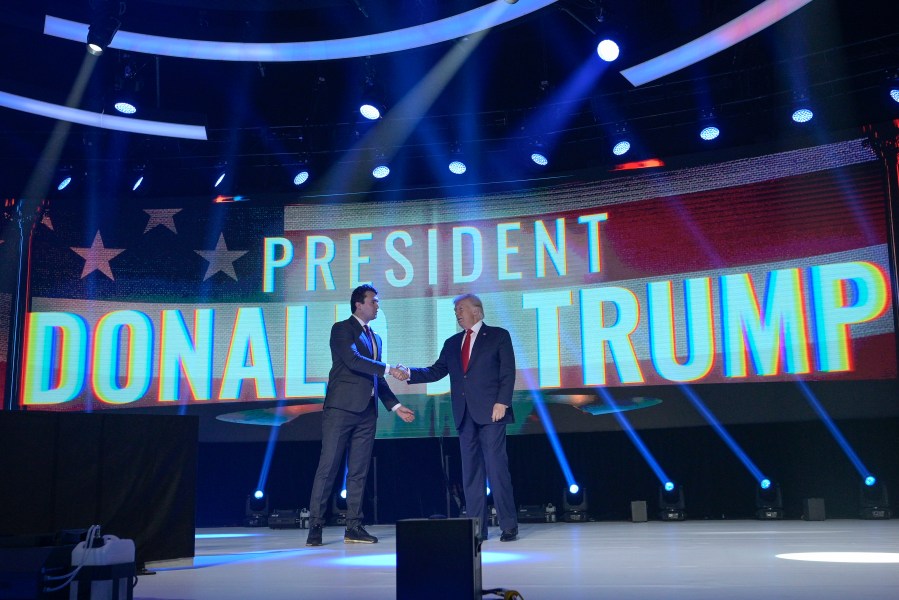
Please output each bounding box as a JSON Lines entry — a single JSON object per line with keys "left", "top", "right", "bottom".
{"left": 143, "top": 208, "right": 181, "bottom": 233}
{"left": 195, "top": 233, "right": 248, "bottom": 281}
{"left": 71, "top": 231, "right": 125, "bottom": 280}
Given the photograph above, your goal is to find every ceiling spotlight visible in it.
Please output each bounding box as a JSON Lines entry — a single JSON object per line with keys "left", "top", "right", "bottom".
{"left": 359, "top": 103, "right": 381, "bottom": 120}
{"left": 57, "top": 175, "right": 73, "bottom": 191}
{"left": 86, "top": 12, "right": 122, "bottom": 56}
{"left": 448, "top": 160, "right": 467, "bottom": 175}
{"left": 889, "top": 88, "right": 899, "bottom": 104}
{"left": 214, "top": 171, "right": 226, "bottom": 188}
{"left": 700, "top": 126, "right": 720, "bottom": 141}
{"left": 596, "top": 39, "right": 620, "bottom": 62}
{"left": 293, "top": 170, "right": 310, "bottom": 186}
{"left": 531, "top": 152, "right": 548, "bottom": 166}
{"left": 612, "top": 140, "right": 631, "bottom": 156}
{"left": 114, "top": 101, "right": 137, "bottom": 115}
{"left": 372, "top": 165, "right": 390, "bottom": 179}
{"left": 791, "top": 108, "right": 814, "bottom": 123}
{"left": 132, "top": 175, "right": 144, "bottom": 191}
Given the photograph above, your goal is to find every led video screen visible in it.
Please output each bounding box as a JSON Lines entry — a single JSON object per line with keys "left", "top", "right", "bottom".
{"left": 17, "top": 139, "right": 897, "bottom": 439}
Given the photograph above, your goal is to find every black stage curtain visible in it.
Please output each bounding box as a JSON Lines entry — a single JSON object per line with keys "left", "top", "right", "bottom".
{"left": 0, "top": 411, "right": 197, "bottom": 564}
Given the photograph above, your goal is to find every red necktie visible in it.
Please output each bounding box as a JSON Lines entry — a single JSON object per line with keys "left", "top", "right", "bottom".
{"left": 461, "top": 329, "right": 473, "bottom": 372}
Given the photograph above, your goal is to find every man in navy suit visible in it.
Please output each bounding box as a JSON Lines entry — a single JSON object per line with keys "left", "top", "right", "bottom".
{"left": 401, "top": 293, "right": 519, "bottom": 542}
{"left": 306, "top": 284, "right": 415, "bottom": 546}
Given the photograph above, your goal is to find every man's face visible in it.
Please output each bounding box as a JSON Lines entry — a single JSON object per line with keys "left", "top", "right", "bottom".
{"left": 355, "top": 291, "right": 379, "bottom": 323}
{"left": 454, "top": 299, "right": 480, "bottom": 330}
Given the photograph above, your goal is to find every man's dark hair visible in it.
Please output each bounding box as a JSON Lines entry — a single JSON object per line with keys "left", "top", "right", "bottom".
{"left": 351, "top": 284, "right": 378, "bottom": 315}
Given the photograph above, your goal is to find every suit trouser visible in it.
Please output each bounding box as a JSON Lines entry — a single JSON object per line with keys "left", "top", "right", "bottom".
{"left": 458, "top": 409, "right": 518, "bottom": 537}
{"left": 308, "top": 403, "right": 377, "bottom": 528}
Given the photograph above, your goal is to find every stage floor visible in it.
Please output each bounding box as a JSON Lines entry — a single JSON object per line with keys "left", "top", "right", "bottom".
{"left": 136, "top": 520, "right": 899, "bottom": 600}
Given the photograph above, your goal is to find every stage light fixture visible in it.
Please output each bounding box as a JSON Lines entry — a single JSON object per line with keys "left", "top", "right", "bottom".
{"left": 562, "top": 484, "right": 589, "bottom": 522}
{"left": 372, "top": 165, "right": 390, "bottom": 179}
{"left": 86, "top": 1, "right": 123, "bottom": 56}
{"left": 114, "top": 101, "right": 136, "bottom": 115}
{"left": 359, "top": 60, "right": 386, "bottom": 121}
{"left": 860, "top": 476, "right": 891, "bottom": 519}
{"left": 596, "top": 39, "right": 620, "bottom": 62}
{"left": 245, "top": 490, "right": 269, "bottom": 527}
{"left": 293, "top": 170, "right": 309, "bottom": 186}
{"left": 130, "top": 164, "right": 146, "bottom": 192}
{"left": 756, "top": 479, "right": 784, "bottom": 520}
{"left": 57, "top": 175, "right": 73, "bottom": 191}
{"left": 791, "top": 91, "right": 814, "bottom": 123}
{"left": 658, "top": 482, "right": 685, "bottom": 520}
{"left": 611, "top": 123, "right": 631, "bottom": 156}
{"left": 449, "top": 160, "right": 467, "bottom": 175}
{"left": 698, "top": 109, "right": 720, "bottom": 141}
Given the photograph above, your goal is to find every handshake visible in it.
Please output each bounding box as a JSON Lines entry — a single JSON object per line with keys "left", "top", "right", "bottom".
{"left": 389, "top": 364, "right": 411, "bottom": 381}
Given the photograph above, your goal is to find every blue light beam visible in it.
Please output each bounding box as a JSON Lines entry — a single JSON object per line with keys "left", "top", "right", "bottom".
{"left": 597, "top": 388, "right": 670, "bottom": 485}
{"left": 679, "top": 385, "right": 765, "bottom": 483}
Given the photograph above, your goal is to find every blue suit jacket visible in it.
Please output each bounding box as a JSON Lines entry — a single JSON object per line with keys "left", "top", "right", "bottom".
{"left": 324, "top": 317, "right": 399, "bottom": 413}
{"left": 409, "top": 323, "right": 516, "bottom": 428}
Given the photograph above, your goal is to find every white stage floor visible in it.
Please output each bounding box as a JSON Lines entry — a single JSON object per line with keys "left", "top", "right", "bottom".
{"left": 136, "top": 520, "right": 899, "bottom": 600}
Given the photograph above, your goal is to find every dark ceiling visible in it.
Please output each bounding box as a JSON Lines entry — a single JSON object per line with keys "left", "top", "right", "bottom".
{"left": 1, "top": 0, "right": 898, "bottom": 201}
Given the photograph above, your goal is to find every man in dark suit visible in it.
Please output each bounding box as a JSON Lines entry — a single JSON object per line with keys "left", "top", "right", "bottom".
{"left": 306, "top": 284, "right": 415, "bottom": 546}
{"left": 400, "top": 293, "right": 519, "bottom": 542}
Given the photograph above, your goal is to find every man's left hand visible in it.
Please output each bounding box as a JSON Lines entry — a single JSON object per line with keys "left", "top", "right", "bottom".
{"left": 491, "top": 403, "right": 507, "bottom": 422}
{"left": 396, "top": 405, "right": 415, "bottom": 423}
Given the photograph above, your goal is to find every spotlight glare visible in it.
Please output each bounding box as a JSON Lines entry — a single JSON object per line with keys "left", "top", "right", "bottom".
{"left": 57, "top": 176, "right": 72, "bottom": 191}
{"left": 596, "top": 39, "right": 620, "bottom": 62}
{"left": 865, "top": 475, "right": 877, "bottom": 487}
{"left": 340, "top": 488, "right": 347, "bottom": 499}
{"left": 293, "top": 170, "right": 309, "bottom": 186}
{"left": 530, "top": 152, "right": 548, "bottom": 166}
{"left": 214, "top": 172, "right": 226, "bottom": 188}
{"left": 890, "top": 88, "right": 899, "bottom": 103}
{"left": 253, "top": 490, "right": 264, "bottom": 500}
{"left": 132, "top": 175, "right": 144, "bottom": 191}
{"left": 791, "top": 108, "right": 813, "bottom": 123}
{"left": 699, "top": 126, "right": 720, "bottom": 141}
{"left": 612, "top": 140, "right": 631, "bottom": 156}
{"left": 448, "top": 160, "right": 467, "bottom": 174}
{"left": 359, "top": 103, "right": 381, "bottom": 120}
{"left": 114, "top": 101, "right": 137, "bottom": 115}
{"left": 372, "top": 165, "right": 390, "bottom": 179}
{"left": 569, "top": 484, "right": 579, "bottom": 495}
{"left": 87, "top": 43, "right": 104, "bottom": 56}
{"left": 760, "top": 478, "right": 771, "bottom": 490}
{"left": 664, "top": 481, "right": 675, "bottom": 492}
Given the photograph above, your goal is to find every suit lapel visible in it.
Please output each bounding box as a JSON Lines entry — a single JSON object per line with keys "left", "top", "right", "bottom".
{"left": 353, "top": 319, "right": 374, "bottom": 357}
{"left": 466, "top": 324, "right": 489, "bottom": 370}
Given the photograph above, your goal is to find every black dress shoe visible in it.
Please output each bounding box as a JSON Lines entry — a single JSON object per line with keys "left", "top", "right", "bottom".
{"left": 500, "top": 527, "right": 518, "bottom": 542}
{"left": 344, "top": 525, "right": 378, "bottom": 544}
{"left": 305, "top": 524, "right": 323, "bottom": 546}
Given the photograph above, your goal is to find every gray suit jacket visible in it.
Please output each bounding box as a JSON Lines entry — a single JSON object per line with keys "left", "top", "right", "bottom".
{"left": 324, "top": 316, "right": 399, "bottom": 413}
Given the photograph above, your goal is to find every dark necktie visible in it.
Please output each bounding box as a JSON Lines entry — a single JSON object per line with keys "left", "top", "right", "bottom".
{"left": 363, "top": 325, "right": 376, "bottom": 358}
{"left": 461, "top": 329, "right": 473, "bottom": 372}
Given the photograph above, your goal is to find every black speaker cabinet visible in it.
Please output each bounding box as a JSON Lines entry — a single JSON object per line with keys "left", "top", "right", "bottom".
{"left": 630, "top": 500, "right": 648, "bottom": 522}
{"left": 803, "top": 498, "right": 826, "bottom": 521}
{"left": 396, "top": 518, "right": 481, "bottom": 600}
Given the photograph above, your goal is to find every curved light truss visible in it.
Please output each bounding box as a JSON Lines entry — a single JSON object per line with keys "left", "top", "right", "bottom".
{"left": 0, "top": 91, "right": 208, "bottom": 140}
{"left": 620, "top": 0, "right": 815, "bottom": 86}
{"left": 44, "top": 0, "right": 560, "bottom": 62}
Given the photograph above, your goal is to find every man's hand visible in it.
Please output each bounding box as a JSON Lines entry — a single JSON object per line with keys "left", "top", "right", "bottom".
{"left": 491, "top": 403, "right": 507, "bottom": 422}
{"left": 390, "top": 364, "right": 411, "bottom": 381}
{"left": 395, "top": 405, "right": 415, "bottom": 423}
